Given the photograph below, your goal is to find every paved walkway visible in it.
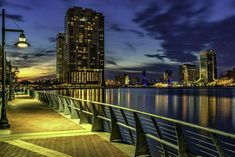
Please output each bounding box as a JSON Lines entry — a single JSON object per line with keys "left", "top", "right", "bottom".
{"left": 0, "top": 95, "right": 131, "bottom": 157}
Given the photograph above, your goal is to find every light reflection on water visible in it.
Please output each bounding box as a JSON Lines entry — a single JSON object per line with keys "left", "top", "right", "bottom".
{"left": 55, "top": 88, "right": 235, "bottom": 133}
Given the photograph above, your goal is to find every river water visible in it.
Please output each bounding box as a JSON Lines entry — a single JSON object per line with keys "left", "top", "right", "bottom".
{"left": 54, "top": 88, "right": 235, "bottom": 133}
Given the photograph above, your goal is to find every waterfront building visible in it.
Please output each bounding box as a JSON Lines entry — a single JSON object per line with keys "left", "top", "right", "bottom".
{"left": 163, "top": 70, "right": 172, "bottom": 86}
{"left": 124, "top": 74, "right": 129, "bottom": 86}
{"left": 141, "top": 70, "right": 147, "bottom": 87}
{"left": 179, "top": 64, "right": 198, "bottom": 86}
{"left": 56, "top": 33, "right": 65, "bottom": 83}
{"left": 196, "top": 50, "right": 217, "bottom": 84}
{"left": 114, "top": 74, "right": 129, "bottom": 86}
{"left": 233, "top": 68, "right": 235, "bottom": 82}
{"left": 64, "top": 7, "right": 104, "bottom": 86}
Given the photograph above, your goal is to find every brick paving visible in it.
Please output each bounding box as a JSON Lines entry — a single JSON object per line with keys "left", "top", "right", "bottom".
{"left": 7, "top": 95, "right": 82, "bottom": 134}
{"left": 0, "top": 142, "right": 44, "bottom": 157}
{"left": 24, "top": 134, "right": 129, "bottom": 157}
{"left": 0, "top": 95, "right": 130, "bottom": 157}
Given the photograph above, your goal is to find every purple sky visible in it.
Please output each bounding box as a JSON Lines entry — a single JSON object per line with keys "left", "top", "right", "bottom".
{"left": 1, "top": 0, "right": 235, "bottom": 81}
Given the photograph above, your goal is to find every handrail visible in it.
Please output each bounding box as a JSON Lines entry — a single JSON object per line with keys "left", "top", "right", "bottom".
{"left": 38, "top": 91, "right": 235, "bottom": 139}
{"left": 30, "top": 90, "right": 235, "bottom": 157}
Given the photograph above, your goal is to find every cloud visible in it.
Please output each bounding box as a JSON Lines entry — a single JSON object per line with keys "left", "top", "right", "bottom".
{"left": 22, "top": 55, "right": 29, "bottom": 60}
{"left": 48, "top": 37, "right": 57, "bottom": 43}
{"left": 0, "top": 1, "right": 31, "bottom": 10}
{"left": 105, "top": 56, "right": 119, "bottom": 66}
{"left": 109, "top": 23, "right": 144, "bottom": 37}
{"left": 144, "top": 54, "right": 166, "bottom": 61}
{"left": 0, "top": 0, "right": 6, "bottom": 7}
{"left": 7, "top": 47, "right": 56, "bottom": 69}
{"left": 0, "top": 13, "right": 25, "bottom": 22}
{"left": 106, "top": 59, "right": 118, "bottom": 66}
{"left": 124, "top": 42, "right": 136, "bottom": 53}
{"left": 34, "top": 53, "right": 45, "bottom": 57}
{"left": 133, "top": 0, "right": 235, "bottom": 70}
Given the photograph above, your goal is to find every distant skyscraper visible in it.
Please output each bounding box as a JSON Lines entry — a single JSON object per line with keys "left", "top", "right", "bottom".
{"left": 197, "top": 50, "right": 217, "bottom": 83}
{"left": 64, "top": 7, "right": 104, "bottom": 86}
{"left": 179, "top": 64, "right": 198, "bottom": 86}
{"left": 164, "top": 70, "right": 172, "bottom": 86}
{"left": 141, "top": 70, "right": 147, "bottom": 87}
{"left": 56, "top": 33, "right": 65, "bottom": 82}
{"left": 124, "top": 74, "right": 129, "bottom": 86}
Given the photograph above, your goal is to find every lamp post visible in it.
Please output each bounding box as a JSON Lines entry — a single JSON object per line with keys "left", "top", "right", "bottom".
{"left": 0, "top": 9, "right": 30, "bottom": 129}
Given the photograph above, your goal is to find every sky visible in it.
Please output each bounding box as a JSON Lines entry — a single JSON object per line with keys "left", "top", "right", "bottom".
{"left": 1, "top": 0, "right": 235, "bottom": 81}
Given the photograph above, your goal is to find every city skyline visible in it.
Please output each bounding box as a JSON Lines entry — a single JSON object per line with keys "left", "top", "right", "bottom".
{"left": 1, "top": 0, "right": 235, "bottom": 81}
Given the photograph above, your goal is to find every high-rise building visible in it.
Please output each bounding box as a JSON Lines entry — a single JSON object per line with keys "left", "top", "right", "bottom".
{"left": 197, "top": 50, "right": 217, "bottom": 83}
{"left": 141, "top": 70, "right": 147, "bottom": 87}
{"left": 179, "top": 64, "right": 198, "bottom": 86}
{"left": 233, "top": 68, "right": 235, "bottom": 82}
{"left": 124, "top": 74, "right": 129, "bottom": 86}
{"left": 163, "top": 70, "right": 172, "bottom": 86}
{"left": 56, "top": 33, "right": 65, "bottom": 82}
{"left": 64, "top": 7, "right": 104, "bottom": 86}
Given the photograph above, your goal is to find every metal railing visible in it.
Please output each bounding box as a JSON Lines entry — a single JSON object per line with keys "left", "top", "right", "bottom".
{"left": 30, "top": 90, "right": 235, "bottom": 157}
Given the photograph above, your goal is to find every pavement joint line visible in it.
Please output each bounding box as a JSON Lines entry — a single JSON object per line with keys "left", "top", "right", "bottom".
{"left": 5, "top": 140, "right": 71, "bottom": 157}
{"left": 0, "top": 130, "right": 95, "bottom": 141}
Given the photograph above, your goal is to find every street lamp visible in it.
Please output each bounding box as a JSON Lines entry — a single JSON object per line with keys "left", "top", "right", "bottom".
{"left": 0, "top": 9, "right": 30, "bottom": 129}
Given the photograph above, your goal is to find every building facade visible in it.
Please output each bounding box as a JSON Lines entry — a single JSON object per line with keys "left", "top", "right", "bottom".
{"left": 197, "top": 50, "right": 217, "bottom": 84}
{"left": 56, "top": 33, "right": 65, "bottom": 82}
{"left": 64, "top": 7, "right": 104, "bottom": 86}
{"left": 163, "top": 70, "right": 172, "bottom": 83}
{"left": 179, "top": 64, "right": 198, "bottom": 86}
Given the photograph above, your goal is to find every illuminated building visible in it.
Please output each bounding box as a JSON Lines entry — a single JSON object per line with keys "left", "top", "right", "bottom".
{"left": 163, "top": 70, "right": 172, "bottom": 86}
{"left": 64, "top": 7, "right": 104, "bottom": 86}
{"left": 233, "top": 68, "right": 235, "bottom": 82}
{"left": 179, "top": 64, "right": 198, "bottom": 86}
{"left": 197, "top": 50, "right": 217, "bottom": 84}
{"left": 114, "top": 74, "right": 129, "bottom": 86}
{"left": 124, "top": 74, "right": 129, "bottom": 86}
{"left": 141, "top": 70, "right": 147, "bottom": 87}
{"left": 56, "top": 33, "right": 65, "bottom": 82}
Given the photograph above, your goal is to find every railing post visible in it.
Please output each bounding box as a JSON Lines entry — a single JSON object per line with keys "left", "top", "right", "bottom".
{"left": 109, "top": 107, "right": 122, "bottom": 142}
{"left": 91, "top": 102, "right": 102, "bottom": 131}
{"left": 79, "top": 101, "right": 89, "bottom": 124}
{"left": 133, "top": 112, "right": 150, "bottom": 157}
{"left": 54, "top": 95, "right": 59, "bottom": 109}
{"left": 151, "top": 117, "right": 168, "bottom": 157}
{"left": 48, "top": 94, "right": 54, "bottom": 108}
{"left": 35, "top": 91, "right": 39, "bottom": 99}
{"left": 211, "top": 133, "right": 225, "bottom": 157}
{"left": 48, "top": 95, "right": 53, "bottom": 108}
{"left": 63, "top": 97, "right": 70, "bottom": 115}
{"left": 120, "top": 109, "right": 134, "bottom": 144}
{"left": 45, "top": 94, "right": 50, "bottom": 106}
{"left": 58, "top": 96, "right": 64, "bottom": 112}
{"left": 175, "top": 124, "right": 188, "bottom": 157}
{"left": 70, "top": 99, "right": 79, "bottom": 119}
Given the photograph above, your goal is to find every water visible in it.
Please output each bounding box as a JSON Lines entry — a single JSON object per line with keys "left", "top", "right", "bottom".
{"left": 54, "top": 88, "right": 235, "bottom": 133}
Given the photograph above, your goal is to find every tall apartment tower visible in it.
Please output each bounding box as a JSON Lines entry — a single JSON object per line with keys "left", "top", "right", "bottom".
{"left": 197, "top": 50, "right": 217, "bottom": 83}
{"left": 179, "top": 64, "right": 198, "bottom": 86}
{"left": 56, "top": 33, "right": 65, "bottom": 82}
{"left": 64, "top": 7, "right": 104, "bottom": 86}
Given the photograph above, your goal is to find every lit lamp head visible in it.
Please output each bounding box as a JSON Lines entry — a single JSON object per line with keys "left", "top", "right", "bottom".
{"left": 15, "top": 32, "right": 30, "bottom": 48}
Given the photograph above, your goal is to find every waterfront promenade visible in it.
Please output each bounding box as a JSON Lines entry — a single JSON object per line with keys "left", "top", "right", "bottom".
{"left": 0, "top": 94, "right": 133, "bottom": 157}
